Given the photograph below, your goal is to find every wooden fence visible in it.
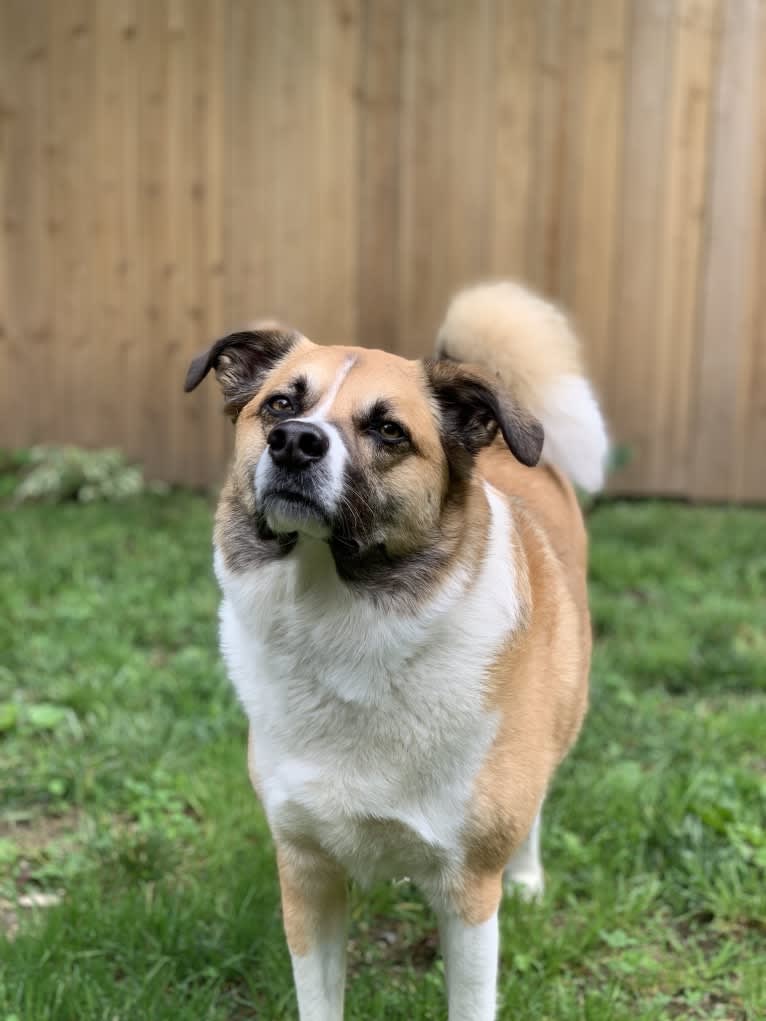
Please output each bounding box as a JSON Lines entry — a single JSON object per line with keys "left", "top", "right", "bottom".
{"left": 1, "top": 0, "right": 764, "bottom": 499}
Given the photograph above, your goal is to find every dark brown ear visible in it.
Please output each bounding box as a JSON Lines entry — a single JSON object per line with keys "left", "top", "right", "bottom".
{"left": 425, "top": 358, "right": 544, "bottom": 474}
{"left": 184, "top": 325, "right": 301, "bottom": 419}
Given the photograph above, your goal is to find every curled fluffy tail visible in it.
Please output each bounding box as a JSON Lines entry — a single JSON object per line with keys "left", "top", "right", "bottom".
{"left": 436, "top": 281, "right": 609, "bottom": 493}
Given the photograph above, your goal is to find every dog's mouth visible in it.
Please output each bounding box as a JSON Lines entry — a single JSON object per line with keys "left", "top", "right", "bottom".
{"left": 269, "top": 489, "right": 328, "bottom": 517}
{"left": 260, "top": 488, "right": 332, "bottom": 538}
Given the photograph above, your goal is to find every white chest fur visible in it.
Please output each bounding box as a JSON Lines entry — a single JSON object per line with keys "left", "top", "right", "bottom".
{"left": 215, "top": 484, "right": 520, "bottom": 888}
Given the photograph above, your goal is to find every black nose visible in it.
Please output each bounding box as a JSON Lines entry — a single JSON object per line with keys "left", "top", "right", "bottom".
{"left": 268, "top": 420, "right": 330, "bottom": 470}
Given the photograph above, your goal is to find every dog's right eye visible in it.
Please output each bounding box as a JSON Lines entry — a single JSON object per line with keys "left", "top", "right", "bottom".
{"left": 266, "top": 395, "right": 294, "bottom": 415}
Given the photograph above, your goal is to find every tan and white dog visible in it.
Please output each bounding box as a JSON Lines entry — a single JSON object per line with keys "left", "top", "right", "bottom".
{"left": 184, "top": 281, "right": 608, "bottom": 1020}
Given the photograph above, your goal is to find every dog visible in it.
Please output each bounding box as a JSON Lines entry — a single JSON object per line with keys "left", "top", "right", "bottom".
{"left": 184, "top": 281, "right": 608, "bottom": 1020}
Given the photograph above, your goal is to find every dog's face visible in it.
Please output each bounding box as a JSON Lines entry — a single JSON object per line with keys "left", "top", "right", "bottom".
{"left": 185, "top": 326, "right": 543, "bottom": 577}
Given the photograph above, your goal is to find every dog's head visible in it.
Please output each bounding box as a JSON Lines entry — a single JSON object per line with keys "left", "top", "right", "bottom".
{"left": 185, "top": 325, "right": 543, "bottom": 578}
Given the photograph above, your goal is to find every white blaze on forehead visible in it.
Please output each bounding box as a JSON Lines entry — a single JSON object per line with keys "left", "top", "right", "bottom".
{"left": 311, "top": 355, "right": 357, "bottom": 418}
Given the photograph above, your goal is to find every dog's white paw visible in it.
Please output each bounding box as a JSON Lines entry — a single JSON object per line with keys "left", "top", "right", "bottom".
{"left": 502, "top": 866, "right": 545, "bottom": 902}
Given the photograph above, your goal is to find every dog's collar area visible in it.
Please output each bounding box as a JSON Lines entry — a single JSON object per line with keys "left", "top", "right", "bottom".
{"left": 248, "top": 505, "right": 447, "bottom": 603}
{"left": 254, "top": 514, "right": 299, "bottom": 553}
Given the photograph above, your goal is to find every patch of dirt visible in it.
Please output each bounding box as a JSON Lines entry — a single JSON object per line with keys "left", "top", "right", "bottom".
{"left": 0, "top": 810, "right": 81, "bottom": 853}
{"left": 1, "top": 890, "right": 64, "bottom": 941}
{"left": 0, "top": 897, "right": 19, "bottom": 940}
{"left": 665, "top": 990, "right": 746, "bottom": 1020}
{"left": 348, "top": 914, "right": 439, "bottom": 975}
{"left": 0, "top": 811, "right": 79, "bottom": 937}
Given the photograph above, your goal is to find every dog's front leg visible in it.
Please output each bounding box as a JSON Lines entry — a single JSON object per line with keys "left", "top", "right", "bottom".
{"left": 277, "top": 846, "right": 348, "bottom": 1021}
{"left": 437, "top": 873, "right": 503, "bottom": 1021}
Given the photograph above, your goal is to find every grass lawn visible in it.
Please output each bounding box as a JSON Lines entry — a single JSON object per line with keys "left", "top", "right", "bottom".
{"left": 1, "top": 490, "right": 764, "bottom": 1020}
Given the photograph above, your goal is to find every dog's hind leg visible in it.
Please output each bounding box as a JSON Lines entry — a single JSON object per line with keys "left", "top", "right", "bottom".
{"left": 277, "top": 847, "right": 348, "bottom": 1021}
{"left": 503, "top": 807, "right": 544, "bottom": 901}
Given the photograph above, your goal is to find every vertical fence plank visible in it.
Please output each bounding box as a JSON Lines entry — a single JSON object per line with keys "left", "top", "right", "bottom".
{"left": 164, "top": 0, "right": 215, "bottom": 485}
{"left": 554, "top": 0, "right": 589, "bottom": 310}
{"left": 313, "top": 0, "right": 362, "bottom": 346}
{"left": 135, "top": 0, "right": 170, "bottom": 480}
{"left": 49, "top": 0, "right": 100, "bottom": 449}
{"left": 441, "top": 0, "right": 494, "bottom": 295}
{"left": 489, "top": 0, "right": 538, "bottom": 282}
{"left": 95, "top": 1, "right": 139, "bottom": 461}
{"left": 226, "top": 0, "right": 273, "bottom": 331}
{"left": 0, "top": 1, "right": 8, "bottom": 441}
{"left": 0, "top": 0, "right": 52, "bottom": 447}
{"left": 357, "top": 0, "right": 404, "bottom": 352}
{"left": 397, "top": 0, "right": 452, "bottom": 355}
{"left": 735, "top": 0, "right": 766, "bottom": 501}
{"left": 650, "top": 0, "right": 721, "bottom": 494}
{"left": 566, "top": 0, "right": 628, "bottom": 400}
{"left": 273, "top": 0, "right": 316, "bottom": 329}
{"left": 691, "top": 0, "right": 763, "bottom": 500}
{"left": 607, "top": 0, "right": 675, "bottom": 491}
{"left": 525, "top": 0, "right": 566, "bottom": 294}
{"left": 200, "top": 0, "right": 229, "bottom": 481}
{"left": 165, "top": 0, "right": 194, "bottom": 482}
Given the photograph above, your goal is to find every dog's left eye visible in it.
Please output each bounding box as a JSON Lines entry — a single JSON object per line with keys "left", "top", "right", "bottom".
{"left": 266, "top": 395, "right": 294, "bottom": 414}
{"left": 377, "top": 421, "right": 406, "bottom": 443}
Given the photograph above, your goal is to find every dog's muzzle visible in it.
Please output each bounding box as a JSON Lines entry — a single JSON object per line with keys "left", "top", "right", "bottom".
{"left": 255, "top": 420, "right": 338, "bottom": 538}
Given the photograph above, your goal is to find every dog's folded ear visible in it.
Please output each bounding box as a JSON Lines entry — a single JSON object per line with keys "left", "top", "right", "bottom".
{"left": 184, "top": 324, "right": 302, "bottom": 419}
{"left": 425, "top": 358, "right": 544, "bottom": 474}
